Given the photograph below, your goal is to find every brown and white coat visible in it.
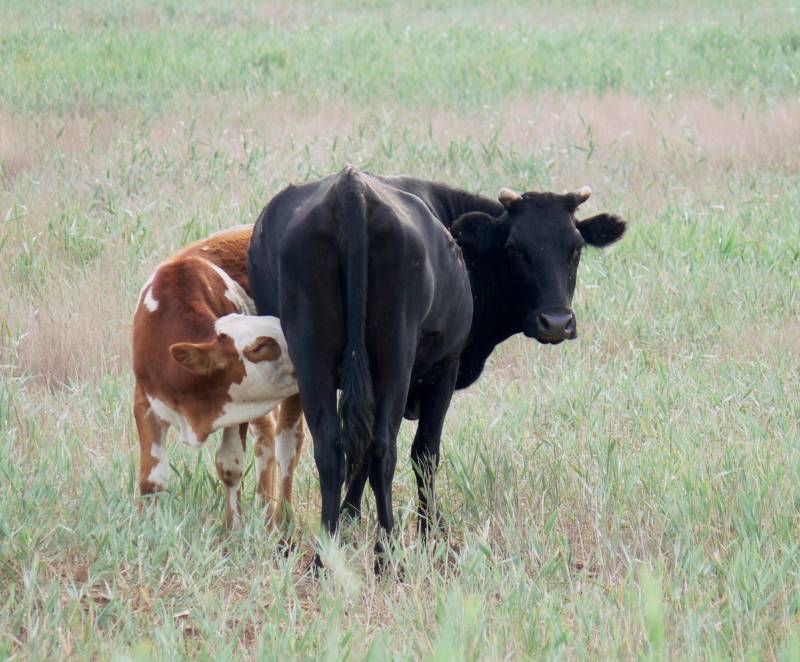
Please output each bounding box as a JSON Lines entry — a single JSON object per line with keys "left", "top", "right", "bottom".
{"left": 132, "top": 225, "right": 304, "bottom": 528}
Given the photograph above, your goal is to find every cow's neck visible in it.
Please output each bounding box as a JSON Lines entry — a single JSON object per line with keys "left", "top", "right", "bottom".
{"left": 442, "top": 189, "right": 504, "bottom": 226}
{"left": 416, "top": 181, "right": 504, "bottom": 227}
{"left": 454, "top": 216, "right": 521, "bottom": 389}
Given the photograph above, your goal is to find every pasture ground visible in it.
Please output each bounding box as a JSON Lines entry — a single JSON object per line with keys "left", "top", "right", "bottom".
{"left": 1, "top": 1, "right": 799, "bottom": 658}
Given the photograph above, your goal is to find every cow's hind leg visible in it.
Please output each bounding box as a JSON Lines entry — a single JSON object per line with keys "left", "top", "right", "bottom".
{"left": 279, "top": 322, "right": 342, "bottom": 544}
{"left": 366, "top": 332, "right": 418, "bottom": 574}
{"left": 134, "top": 385, "right": 170, "bottom": 497}
{"left": 216, "top": 425, "right": 247, "bottom": 528}
{"left": 279, "top": 225, "right": 345, "bottom": 546}
{"left": 341, "top": 460, "right": 369, "bottom": 521}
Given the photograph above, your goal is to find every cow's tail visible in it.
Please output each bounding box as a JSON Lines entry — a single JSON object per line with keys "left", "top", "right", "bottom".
{"left": 336, "top": 166, "right": 374, "bottom": 481}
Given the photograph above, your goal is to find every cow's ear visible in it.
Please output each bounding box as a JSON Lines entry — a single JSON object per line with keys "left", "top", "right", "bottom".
{"left": 451, "top": 211, "right": 498, "bottom": 255}
{"left": 170, "top": 341, "right": 229, "bottom": 375}
{"left": 576, "top": 213, "right": 627, "bottom": 247}
{"left": 243, "top": 336, "right": 282, "bottom": 363}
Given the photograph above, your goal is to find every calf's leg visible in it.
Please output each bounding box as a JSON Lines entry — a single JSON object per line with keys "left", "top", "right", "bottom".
{"left": 274, "top": 394, "right": 305, "bottom": 529}
{"left": 251, "top": 415, "right": 278, "bottom": 522}
{"left": 134, "top": 385, "right": 170, "bottom": 497}
{"left": 216, "top": 425, "right": 247, "bottom": 528}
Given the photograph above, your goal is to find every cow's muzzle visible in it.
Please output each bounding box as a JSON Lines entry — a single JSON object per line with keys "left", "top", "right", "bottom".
{"left": 525, "top": 307, "right": 577, "bottom": 344}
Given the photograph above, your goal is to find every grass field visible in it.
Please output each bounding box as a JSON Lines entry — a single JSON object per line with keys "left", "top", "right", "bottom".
{"left": 1, "top": 0, "right": 799, "bottom": 658}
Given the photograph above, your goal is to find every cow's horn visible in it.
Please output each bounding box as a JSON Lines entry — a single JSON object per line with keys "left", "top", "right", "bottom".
{"left": 575, "top": 186, "right": 592, "bottom": 203}
{"left": 498, "top": 187, "right": 523, "bottom": 208}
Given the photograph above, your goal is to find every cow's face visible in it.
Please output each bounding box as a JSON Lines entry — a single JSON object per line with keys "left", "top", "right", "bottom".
{"left": 169, "top": 314, "right": 296, "bottom": 397}
{"left": 498, "top": 187, "right": 626, "bottom": 344}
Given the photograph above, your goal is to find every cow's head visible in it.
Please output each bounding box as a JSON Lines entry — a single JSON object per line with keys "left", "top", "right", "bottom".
{"left": 169, "top": 314, "right": 296, "bottom": 395}
{"left": 496, "top": 186, "right": 626, "bottom": 344}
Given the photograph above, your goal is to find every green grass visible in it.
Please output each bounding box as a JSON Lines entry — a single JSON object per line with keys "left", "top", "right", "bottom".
{"left": 2, "top": 1, "right": 799, "bottom": 113}
{"left": 1, "top": 0, "right": 799, "bottom": 659}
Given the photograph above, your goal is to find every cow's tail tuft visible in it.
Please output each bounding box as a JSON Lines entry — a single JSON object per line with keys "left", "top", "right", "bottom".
{"left": 336, "top": 166, "right": 374, "bottom": 481}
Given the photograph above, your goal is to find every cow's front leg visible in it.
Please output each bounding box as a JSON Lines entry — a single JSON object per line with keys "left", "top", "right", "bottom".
{"left": 216, "top": 425, "right": 247, "bottom": 528}
{"left": 410, "top": 359, "right": 459, "bottom": 539}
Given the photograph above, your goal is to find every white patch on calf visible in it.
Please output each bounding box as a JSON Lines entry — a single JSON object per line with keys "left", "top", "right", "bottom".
{"left": 213, "top": 399, "right": 284, "bottom": 431}
{"left": 143, "top": 287, "right": 159, "bottom": 312}
{"left": 137, "top": 270, "right": 159, "bottom": 313}
{"left": 216, "top": 427, "right": 245, "bottom": 478}
{"left": 147, "top": 395, "right": 203, "bottom": 448}
{"left": 206, "top": 262, "right": 255, "bottom": 315}
{"left": 147, "top": 438, "right": 170, "bottom": 488}
{"left": 276, "top": 421, "right": 301, "bottom": 479}
{"left": 228, "top": 489, "right": 239, "bottom": 522}
{"left": 255, "top": 442, "right": 273, "bottom": 484}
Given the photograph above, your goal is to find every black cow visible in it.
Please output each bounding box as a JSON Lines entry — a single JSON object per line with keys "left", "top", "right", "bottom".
{"left": 247, "top": 167, "right": 626, "bottom": 565}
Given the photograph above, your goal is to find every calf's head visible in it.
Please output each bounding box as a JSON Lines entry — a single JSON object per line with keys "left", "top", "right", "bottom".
{"left": 169, "top": 314, "right": 296, "bottom": 397}
{"left": 498, "top": 186, "right": 626, "bottom": 344}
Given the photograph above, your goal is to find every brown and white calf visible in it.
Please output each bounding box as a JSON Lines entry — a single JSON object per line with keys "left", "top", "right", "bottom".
{"left": 132, "top": 225, "right": 304, "bottom": 528}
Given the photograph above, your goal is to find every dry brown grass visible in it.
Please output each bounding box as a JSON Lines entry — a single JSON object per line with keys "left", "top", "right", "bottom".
{"left": 11, "top": 262, "right": 131, "bottom": 385}
{"left": 2, "top": 92, "right": 797, "bottom": 387}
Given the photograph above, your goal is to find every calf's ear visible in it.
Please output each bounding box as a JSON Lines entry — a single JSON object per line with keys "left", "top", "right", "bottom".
{"left": 170, "top": 341, "right": 229, "bottom": 375}
{"left": 576, "top": 213, "right": 627, "bottom": 247}
{"left": 243, "top": 336, "right": 282, "bottom": 363}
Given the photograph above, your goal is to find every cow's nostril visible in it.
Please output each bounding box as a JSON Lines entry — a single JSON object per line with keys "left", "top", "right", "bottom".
{"left": 538, "top": 313, "right": 550, "bottom": 330}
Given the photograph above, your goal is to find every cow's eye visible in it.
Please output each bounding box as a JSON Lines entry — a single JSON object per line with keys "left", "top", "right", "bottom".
{"left": 570, "top": 247, "right": 582, "bottom": 263}
{"left": 506, "top": 242, "right": 527, "bottom": 262}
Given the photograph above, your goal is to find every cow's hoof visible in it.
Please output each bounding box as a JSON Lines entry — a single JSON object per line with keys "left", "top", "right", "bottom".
{"left": 277, "top": 536, "right": 298, "bottom": 557}
{"left": 304, "top": 553, "right": 324, "bottom": 578}
{"left": 339, "top": 501, "right": 362, "bottom": 523}
{"left": 417, "top": 513, "right": 447, "bottom": 541}
{"left": 373, "top": 541, "right": 405, "bottom": 580}
{"left": 373, "top": 554, "right": 405, "bottom": 581}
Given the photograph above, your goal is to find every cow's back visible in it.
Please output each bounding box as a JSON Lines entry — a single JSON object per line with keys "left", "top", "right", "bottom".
{"left": 248, "top": 169, "right": 473, "bottom": 382}
{"left": 248, "top": 177, "right": 341, "bottom": 317}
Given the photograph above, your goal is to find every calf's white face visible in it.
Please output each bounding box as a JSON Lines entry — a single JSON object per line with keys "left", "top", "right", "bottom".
{"left": 169, "top": 314, "right": 297, "bottom": 430}
{"left": 214, "top": 313, "right": 297, "bottom": 401}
